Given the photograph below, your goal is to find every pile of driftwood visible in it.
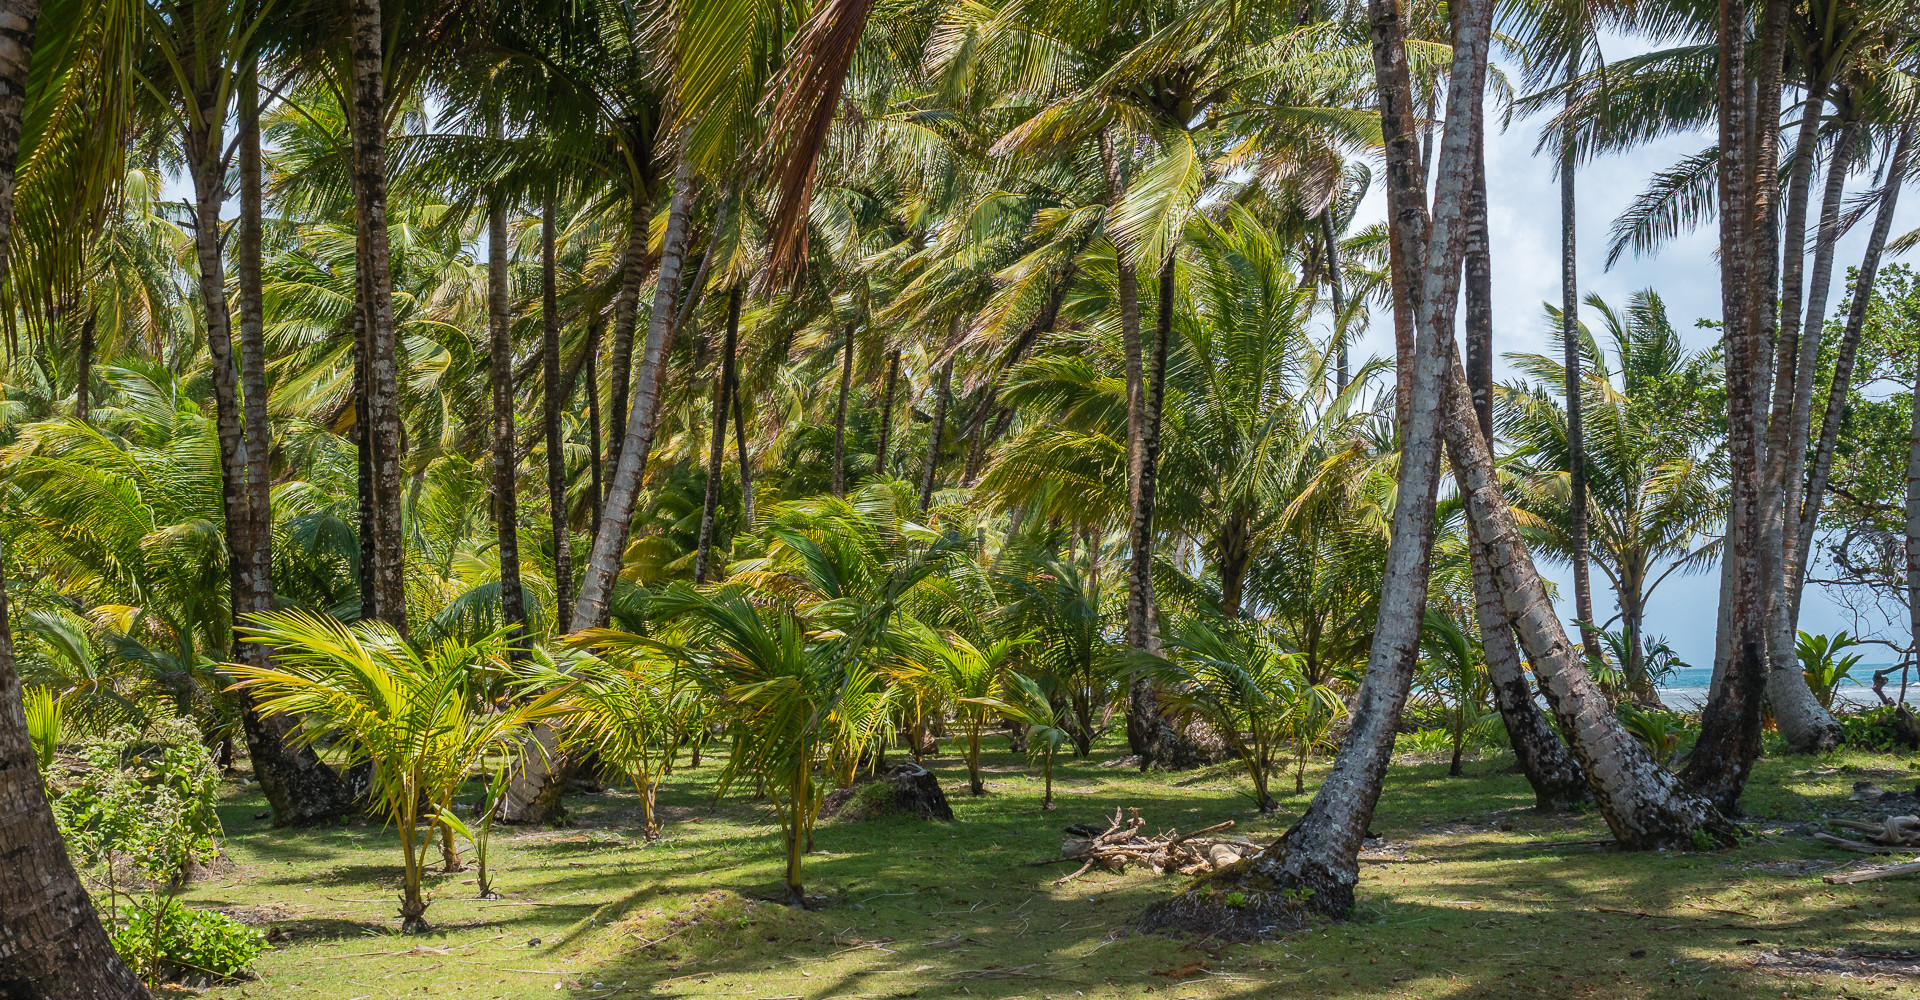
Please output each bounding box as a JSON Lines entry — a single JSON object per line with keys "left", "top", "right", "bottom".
{"left": 1815, "top": 814, "right": 1920, "bottom": 855}
{"left": 1025, "top": 807, "right": 1264, "bottom": 883}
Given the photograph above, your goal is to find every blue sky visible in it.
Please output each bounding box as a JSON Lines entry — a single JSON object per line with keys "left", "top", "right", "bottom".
{"left": 1334, "top": 45, "right": 1920, "bottom": 670}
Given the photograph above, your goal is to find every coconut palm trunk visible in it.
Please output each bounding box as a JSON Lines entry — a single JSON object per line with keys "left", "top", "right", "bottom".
{"left": 604, "top": 193, "right": 649, "bottom": 486}
{"left": 1322, "top": 210, "right": 1348, "bottom": 393}
{"left": 488, "top": 194, "right": 527, "bottom": 645}
{"left": 1560, "top": 48, "right": 1601, "bottom": 665}
{"left": 235, "top": 62, "right": 355, "bottom": 823}
{"left": 1464, "top": 124, "right": 1492, "bottom": 433}
{"left": 1142, "top": 0, "right": 1494, "bottom": 934}
{"left": 696, "top": 286, "right": 742, "bottom": 583}
{"left": 875, "top": 348, "right": 900, "bottom": 476}
{"left": 586, "top": 317, "right": 603, "bottom": 529}
{"left": 831, "top": 322, "right": 855, "bottom": 497}
{"left": 1907, "top": 347, "right": 1920, "bottom": 689}
{"left": 572, "top": 154, "right": 696, "bottom": 633}
{"left": 1124, "top": 254, "right": 1176, "bottom": 762}
{"left": 1796, "top": 126, "right": 1910, "bottom": 613}
{"left": 732, "top": 349, "right": 757, "bottom": 526}
{"left": 0, "top": 4, "right": 147, "bottom": 987}
{"left": 1759, "top": 67, "right": 1843, "bottom": 752}
{"left": 73, "top": 307, "right": 92, "bottom": 422}
{"left": 348, "top": 0, "right": 407, "bottom": 634}
{"left": 918, "top": 357, "right": 951, "bottom": 512}
{"left": 541, "top": 194, "right": 572, "bottom": 630}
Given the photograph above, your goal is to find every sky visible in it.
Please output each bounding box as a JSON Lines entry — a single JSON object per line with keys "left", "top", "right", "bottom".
{"left": 1330, "top": 43, "right": 1920, "bottom": 672}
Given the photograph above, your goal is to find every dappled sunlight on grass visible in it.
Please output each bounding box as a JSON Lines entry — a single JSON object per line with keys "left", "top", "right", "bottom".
{"left": 185, "top": 741, "right": 1920, "bottom": 999}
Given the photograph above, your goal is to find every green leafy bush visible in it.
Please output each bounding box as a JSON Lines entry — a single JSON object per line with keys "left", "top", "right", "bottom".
{"left": 1837, "top": 705, "right": 1916, "bottom": 752}
{"left": 111, "top": 899, "right": 266, "bottom": 982}
{"left": 48, "top": 708, "right": 223, "bottom": 889}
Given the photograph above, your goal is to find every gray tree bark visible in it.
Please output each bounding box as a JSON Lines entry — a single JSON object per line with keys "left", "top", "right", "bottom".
{"left": 489, "top": 193, "right": 527, "bottom": 646}
{"left": 541, "top": 194, "right": 572, "bottom": 631}
{"left": 695, "top": 286, "right": 742, "bottom": 583}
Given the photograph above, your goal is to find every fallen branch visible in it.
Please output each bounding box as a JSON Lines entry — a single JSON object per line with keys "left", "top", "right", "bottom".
{"left": 1031, "top": 808, "right": 1244, "bottom": 882}
{"left": 1824, "top": 861, "right": 1920, "bottom": 885}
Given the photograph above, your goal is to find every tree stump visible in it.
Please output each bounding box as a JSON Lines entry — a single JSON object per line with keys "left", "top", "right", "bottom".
{"left": 821, "top": 762, "right": 955, "bottom": 821}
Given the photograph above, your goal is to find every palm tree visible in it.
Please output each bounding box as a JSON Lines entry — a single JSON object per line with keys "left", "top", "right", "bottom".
{"left": 1498, "top": 292, "right": 1724, "bottom": 702}
{"left": 229, "top": 611, "right": 568, "bottom": 933}
{"left": 914, "top": 627, "right": 1023, "bottom": 795}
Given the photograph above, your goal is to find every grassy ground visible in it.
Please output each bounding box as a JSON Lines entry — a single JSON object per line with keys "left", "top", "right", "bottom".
{"left": 176, "top": 739, "right": 1920, "bottom": 1000}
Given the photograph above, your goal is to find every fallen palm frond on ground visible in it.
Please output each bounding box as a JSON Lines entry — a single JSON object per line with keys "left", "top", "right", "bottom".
{"left": 1024, "top": 808, "right": 1261, "bottom": 882}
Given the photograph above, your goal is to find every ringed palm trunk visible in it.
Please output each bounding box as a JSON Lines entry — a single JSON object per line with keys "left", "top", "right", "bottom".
{"left": 1142, "top": 0, "right": 1493, "bottom": 935}
{"left": 348, "top": 0, "right": 407, "bottom": 634}
{"left": 1124, "top": 254, "right": 1175, "bottom": 763}
{"left": 695, "top": 286, "right": 742, "bottom": 583}
{"left": 874, "top": 348, "right": 899, "bottom": 477}
{"left": 732, "top": 346, "right": 757, "bottom": 527}
{"left": 1759, "top": 69, "right": 1841, "bottom": 752}
{"left": 1323, "top": 210, "right": 1348, "bottom": 393}
{"left": 502, "top": 158, "right": 696, "bottom": 824}
{"left": 0, "top": 7, "right": 148, "bottom": 990}
{"left": 1442, "top": 361, "right": 1721, "bottom": 843}
{"left": 236, "top": 62, "right": 355, "bottom": 823}
{"left": 1795, "top": 126, "right": 1910, "bottom": 615}
{"left": 74, "top": 307, "right": 92, "bottom": 422}
{"left": 541, "top": 194, "right": 572, "bottom": 631}
{"left": 604, "top": 192, "right": 649, "bottom": 487}
{"left": 1907, "top": 348, "right": 1920, "bottom": 699}
{"left": 917, "top": 356, "right": 951, "bottom": 512}
{"left": 1560, "top": 48, "right": 1601, "bottom": 665}
{"left": 586, "top": 316, "right": 603, "bottom": 530}
{"left": 831, "top": 323, "right": 855, "bottom": 496}
{"left": 489, "top": 195, "right": 527, "bottom": 647}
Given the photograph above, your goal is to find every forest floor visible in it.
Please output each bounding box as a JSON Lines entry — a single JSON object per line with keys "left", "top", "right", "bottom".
{"left": 177, "top": 739, "right": 1920, "bottom": 1000}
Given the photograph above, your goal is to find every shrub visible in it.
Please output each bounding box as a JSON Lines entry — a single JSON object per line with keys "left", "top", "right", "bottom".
{"left": 49, "top": 708, "right": 223, "bottom": 891}
{"left": 112, "top": 899, "right": 266, "bottom": 983}
{"left": 1837, "top": 705, "right": 1915, "bottom": 752}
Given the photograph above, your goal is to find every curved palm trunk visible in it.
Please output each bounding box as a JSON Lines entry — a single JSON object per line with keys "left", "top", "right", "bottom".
{"left": 0, "top": 7, "right": 147, "bottom": 988}
{"left": 696, "top": 287, "right": 742, "bottom": 583}
{"left": 503, "top": 160, "right": 696, "bottom": 824}
{"left": 917, "top": 357, "right": 951, "bottom": 512}
{"left": 1759, "top": 70, "right": 1841, "bottom": 752}
{"left": 489, "top": 196, "right": 527, "bottom": 647}
{"left": 874, "top": 349, "right": 900, "bottom": 477}
{"left": 541, "top": 195, "right": 572, "bottom": 631}
{"left": 1795, "top": 127, "right": 1909, "bottom": 614}
{"left": 1142, "top": 0, "right": 1492, "bottom": 935}
{"left": 349, "top": 0, "right": 406, "bottom": 634}
{"left": 604, "top": 193, "right": 649, "bottom": 487}
{"left": 831, "top": 323, "right": 855, "bottom": 497}
{"left": 1442, "top": 358, "right": 1725, "bottom": 843}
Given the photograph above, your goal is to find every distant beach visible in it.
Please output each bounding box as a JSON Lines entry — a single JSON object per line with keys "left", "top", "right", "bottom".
{"left": 1657, "top": 663, "right": 1918, "bottom": 710}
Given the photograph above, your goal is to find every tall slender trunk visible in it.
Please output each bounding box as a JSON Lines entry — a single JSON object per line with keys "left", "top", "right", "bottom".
{"left": 604, "top": 193, "right": 649, "bottom": 488}
{"left": 918, "top": 357, "right": 951, "bottom": 512}
{"left": 238, "top": 61, "right": 354, "bottom": 823}
{"left": 1143, "top": 0, "right": 1494, "bottom": 934}
{"left": 1684, "top": 0, "right": 1770, "bottom": 811}
{"left": 875, "top": 349, "right": 900, "bottom": 477}
{"left": 1443, "top": 356, "right": 1724, "bottom": 843}
{"left": 1797, "top": 126, "right": 1910, "bottom": 611}
{"left": 73, "top": 307, "right": 92, "bottom": 422}
{"left": 1, "top": 4, "right": 151, "bottom": 987}
{"left": 349, "top": 0, "right": 406, "bottom": 634}
{"left": 1464, "top": 125, "right": 1493, "bottom": 436}
{"left": 696, "top": 286, "right": 741, "bottom": 583}
{"left": 1762, "top": 69, "right": 1842, "bottom": 752}
{"left": 732, "top": 346, "right": 756, "bottom": 527}
{"left": 354, "top": 296, "right": 376, "bottom": 617}
{"left": 489, "top": 194, "right": 526, "bottom": 644}
{"left": 586, "top": 317, "right": 603, "bottom": 531}
{"left": 1125, "top": 254, "right": 1176, "bottom": 762}
{"left": 541, "top": 194, "right": 572, "bottom": 632}
{"left": 1561, "top": 47, "right": 1601, "bottom": 664}
{"left": 831, "top": 322, "right": 855, "bottom": 497}
{"left": 1323, "top": 210, "right": 1348, "bottom": 394}
{"left": 572, "top": 154, "right": 696, "bottom": 633}
{"left": 503, "top": 159, "right": 695, "bottom": 824}
{"left": 1907, "top": 346, "right": 1920, "bottom": 701}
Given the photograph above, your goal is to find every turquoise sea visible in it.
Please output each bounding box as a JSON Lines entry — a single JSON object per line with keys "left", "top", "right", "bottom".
{"left": 1657, "top": 663, "right": 1917, "bottom": 710}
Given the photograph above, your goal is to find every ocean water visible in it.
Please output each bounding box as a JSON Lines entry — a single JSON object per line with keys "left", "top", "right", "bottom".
{"left": 1656, "top": 663, "right": 1919, "bottom": 710}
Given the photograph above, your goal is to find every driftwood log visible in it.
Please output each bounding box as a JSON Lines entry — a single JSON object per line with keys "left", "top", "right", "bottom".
{"left": 1025, "top": 807, "right": 1259, "bottom": 883}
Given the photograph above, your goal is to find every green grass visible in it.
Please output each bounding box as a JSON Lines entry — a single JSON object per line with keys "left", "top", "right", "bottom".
{"left": 174, "top": 740, "right": 1920, "bottom": 1000}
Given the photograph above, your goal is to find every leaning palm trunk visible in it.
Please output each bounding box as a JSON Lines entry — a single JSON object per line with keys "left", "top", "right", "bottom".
{"left": 1908, "top": 348, "right": 1920, "bottom": 698}
{"left": 604, "top": 192, "right": 650, "bottom": 486}
{"left": 1758, "top": 70, "right": 1841, "bottom": 752}
{"left": 695, "top": 287, "right": 742, "bottom": 583}
{"left": 572, "top": 154, "right": 697, "bottom": 633}
{"left": 348, "top": 0, "right": 407, "bottom": 634}
{"left": 1795, "top": 126, "right": 1910, "bottom": 620}
{"left": 1442, "top": 359, "right": 1725, "bottom": 845}
{"left": 490, "top": 195, "right": 527, "bottom": 642}
{"left": 541, "top": 195, "right": 572, "bottom": 630}
{"left": 1141, "top": 0, "right": 1492, "bottom": 935}
{"left": 0, "top": 6, "right": 148, "bottom": 986}
{"left": 501, "top": 159, "right": 697, "bottom": 824}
